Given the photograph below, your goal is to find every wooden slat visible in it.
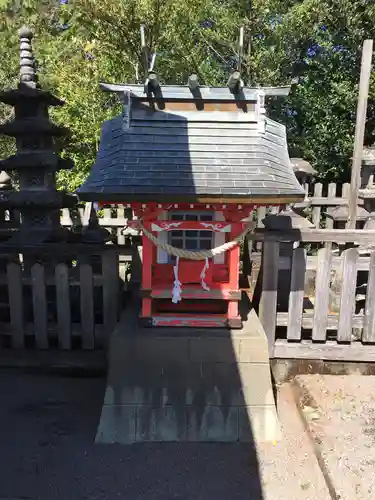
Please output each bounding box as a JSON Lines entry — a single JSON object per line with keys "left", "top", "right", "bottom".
{"left": 312, "top": 183, "right": 323, "bottom": 227}
{"left": 312, "top": 245, "right": 332, "bottom": 341}
{"left": 274, "top": 339, "right": 375, "bottom": 362}
{"left": 103, "top": 207, "right": 111, "bottom": 220}
{"left": 277, "top": 312, "right": 364, "bottom": 330}
{"left": 295, "top": 196, "right": 363, "bottom": 207}
{"left": 82, "top": 202, "right": 93, "bottom": 227}
{"left": 257, "top": 206, "right": 267, "bottom": 227}
{"left": 61, "top": 207, "right": 72, "bottom": 226}
{"left": 31, "top": 263, "right": 48, "bottom": 349}
{"left": 287, "top": 248, "right": 306, "bottom": 340}
{"left": 337, "top": 248, "right": 358, "bottom": 342}
{"left": 102, "top": 251, "right": 119, "bottom": 336}
{"left": 7, "top": 263, "right": 24, "bottom": 349}
{"left": 55, "top": 263, "right": 71, "bottom": 350}
{"left": 342, "top": 183, "right": 350, "bottom": 198}
{"left": 98, "top": 217, "right": 128, "bottom": 227}
{"left": 248, "top": 253, "right": 373, "bottom": 272}
{"left": 116, "top": 206, "right": 125, "bottom": 245}
{"left": 259, "top": 241, "right": 279, "bottom": 356}
{"left": 248, "top": 228, "right": 375, "bottom": 245}
{"left": 325, "top": 183, "right": 337, "bottom": 229}
{"left": 363, "top": 251, "right": 375, "bottom": 343}
{"left": 256, "top": 206, "right": 267, "bottom": 251}
{"left": 79, "top": 263, "right": 95, "bottom": 350}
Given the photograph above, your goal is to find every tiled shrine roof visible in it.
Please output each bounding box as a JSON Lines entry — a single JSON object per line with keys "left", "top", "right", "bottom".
{"left": 78, "top": 85, "right": 304, "bottom": 204}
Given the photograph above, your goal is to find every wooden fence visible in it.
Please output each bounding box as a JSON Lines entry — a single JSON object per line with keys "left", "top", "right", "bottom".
{"left": 254, "top": 181, "right": 355, "bottom": 229}
{"left": 245, "top": 228, "right": 375, "bottom": 362}
{"left": 2, "top": 191, "right": 375, "bottom": 362}
{"left": 0, "top": 245, "right": 131, "bottom": 351}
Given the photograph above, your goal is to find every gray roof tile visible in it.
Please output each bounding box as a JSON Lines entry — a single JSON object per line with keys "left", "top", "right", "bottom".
{"left": 78, "top": 106, "right": 304, "bottom": 202}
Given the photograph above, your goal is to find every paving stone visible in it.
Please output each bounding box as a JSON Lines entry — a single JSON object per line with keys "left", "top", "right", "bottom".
{"left": 189, "top": 337, "right": 241, "bottom": 363}
{"left": 95, "top": 405, "right": 136, "bottom": 444}
{"left": 187, "top": 406, "right": 238, "bottom": 442}
{"left": 136, "top": 405, "right": 187, "bottom": 442}
{"left": 239, "top": 406, "right": 281, "bottom": 444}
{"left": 239, "top": 338, "right": 269, "bottom": 363}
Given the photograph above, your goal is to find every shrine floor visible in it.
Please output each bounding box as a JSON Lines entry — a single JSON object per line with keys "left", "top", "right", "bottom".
{"left": 0, "top": 369, "right": 330, "bottom": 500}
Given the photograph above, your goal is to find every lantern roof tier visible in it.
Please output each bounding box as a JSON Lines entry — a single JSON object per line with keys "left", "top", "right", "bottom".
{"left": 0, "top": 191, "right": 77, "bottom": 209}
{"left": 0, "top": 86, "right": 64, "bottom": 107}
{"left": 0, "top": 117, "right": 69, "bottom": 137}
{"left": 0, "top": 151, "right": 74, "bottom": 171}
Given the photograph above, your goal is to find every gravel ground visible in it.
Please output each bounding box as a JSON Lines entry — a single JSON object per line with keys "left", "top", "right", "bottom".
{"left": 0, "top": 369, "right": 328, "bottom": 500}
{"left": 295, "top": 374, "right": 375, "bottom": 500}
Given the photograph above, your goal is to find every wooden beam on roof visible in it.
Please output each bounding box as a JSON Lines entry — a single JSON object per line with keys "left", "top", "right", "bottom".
{"left": 147, "top": 72, "right": 160, "bottom": 91}
{"left": 227, "top": 71, "right": 243, "bottom": 93}
{"left": 99, "top": 82, "right": 291, "bottom": 99}
{"left": 188, "top": 74, "right": 199, "bottom": 91}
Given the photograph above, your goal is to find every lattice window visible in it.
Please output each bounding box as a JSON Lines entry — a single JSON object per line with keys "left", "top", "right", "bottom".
{"left": 168, "top": 211, "right": 214, "bottom": 262}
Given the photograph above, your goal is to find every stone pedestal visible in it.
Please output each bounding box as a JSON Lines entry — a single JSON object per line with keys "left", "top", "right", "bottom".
{"left": 96, "top": 297, "right": 281, "bottom": 444}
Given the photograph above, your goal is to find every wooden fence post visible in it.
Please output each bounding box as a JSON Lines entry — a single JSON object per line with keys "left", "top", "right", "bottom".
{"left": 31, "top": 263, "right": 48, "bottom": 349}
{"left": 7, "top": 262, "right": 24, "bottom": 349}
{"left": 55, "top": 263, "right": 72, "bottom": 350}
{"left": 102, "top": 250, "right": 119, "bottom": 338}
{"left": 312, "top": 245, "right": 332, "bottom": 341}
{"left": 363, "top": 251, "right": 375, "bottom": 343}
{"left": 287, "top": 248, "right": 307, "bottom": 341}
{"left": 80, "top": 261, "right": 95, "bottom": 350}
{"left": 347, "top": 39, "right": 373, "bottom": 229}
{"left": 312, "top": 183, "right": 323, "bottom": 228}
{"left": 337, "top": 248, "right": 358, "bottom": 343}
{"left": 259, "top": 240, "right": 279, "bottom": 357}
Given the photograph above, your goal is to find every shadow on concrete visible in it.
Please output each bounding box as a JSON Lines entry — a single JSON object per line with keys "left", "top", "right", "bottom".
{"left": 99, "top": 293, "right": 276, "bottom": 445}
{"left": 0, "top": 368, "right": 265, "bottom": 500}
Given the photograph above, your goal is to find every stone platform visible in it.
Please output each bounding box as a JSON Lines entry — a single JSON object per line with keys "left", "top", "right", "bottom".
{"left": 96, "top": 294, "right": 281, "bottom": 444}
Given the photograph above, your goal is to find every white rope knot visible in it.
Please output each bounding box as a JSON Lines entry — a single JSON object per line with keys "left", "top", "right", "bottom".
{"left": 200, "top": 257, "right": 210, "bottom": 291}
{"left": 172, "top": 256, "right": 182, "bottom": 303}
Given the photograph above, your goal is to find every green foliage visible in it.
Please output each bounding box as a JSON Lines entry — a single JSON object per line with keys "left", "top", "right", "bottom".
{"left": 0, "top": 0, "right": 374, "bottom": 190}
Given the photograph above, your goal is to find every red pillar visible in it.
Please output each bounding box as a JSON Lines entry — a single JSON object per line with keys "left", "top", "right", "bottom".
{"left": 226, "top": 223, "right": 241, "bottom": 323}
{"left": 141, "top": 223, "right": 153, "bottom": 318}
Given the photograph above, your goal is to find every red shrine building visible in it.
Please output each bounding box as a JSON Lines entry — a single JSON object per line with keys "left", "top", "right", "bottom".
{"left": 78, "top": 78, "right": 304, "bottom": 328}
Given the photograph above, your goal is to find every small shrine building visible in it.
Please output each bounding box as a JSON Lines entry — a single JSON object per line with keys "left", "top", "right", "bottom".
{"left": 78, "top": 76, "right": 304, "bottom": 328}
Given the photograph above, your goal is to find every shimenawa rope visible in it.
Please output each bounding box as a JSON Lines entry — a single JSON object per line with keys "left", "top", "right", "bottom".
{"left": 137, "top": 220, "right": 255, "bottom": 260}
{"left": 135, "top": 219, "right": 255, "bottom": 303}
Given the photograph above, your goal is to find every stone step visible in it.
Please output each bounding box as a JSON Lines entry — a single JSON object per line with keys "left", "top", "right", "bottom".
{"left": 96, "top": 302, "right": 281, "bottom": 444}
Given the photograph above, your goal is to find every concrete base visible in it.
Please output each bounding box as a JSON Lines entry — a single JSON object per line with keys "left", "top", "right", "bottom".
{"left": 96, "top": 296, "right": 281, "bottom": 444}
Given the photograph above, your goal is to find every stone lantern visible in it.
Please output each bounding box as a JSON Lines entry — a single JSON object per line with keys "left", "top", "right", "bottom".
{"left": 263, "top": 206, "right": 314, "bottom": 310}
{"left": 290, "top": 158, "right": 317, "bottom": 201}
{"left": 0, "top": 27, "right": 77, "bottom": 246}
{"left": 329, "top": 205, "right": 369, "bottom": 230}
